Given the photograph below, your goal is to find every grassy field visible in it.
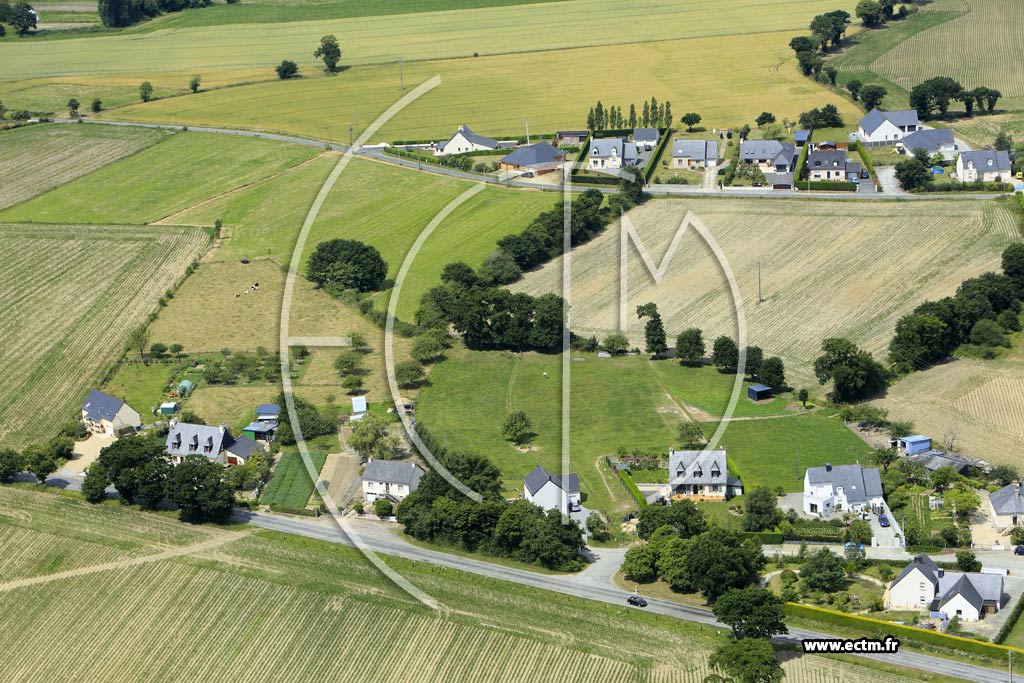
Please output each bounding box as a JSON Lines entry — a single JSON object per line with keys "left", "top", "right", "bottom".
{"left": 417, "top": 348, "right": 873, "bottom": 517}
{"left": 0, "top": 223, "right": 210, "bottom": 449}
{"left": 0, "top": 123, "right": 168, "bottom": 210}
{"left": 0, "top": 486, "right": 949, "bottom": 683}
{"left": 104, "top": 30, "right": 861, "bottom": 143}
{"left": 514, "top": 196, "right": 1019, "bottom": 387}
{"left": 102, "top": 362, "right": 176, "bottom": 418}
{"left": 0, "top": 131, "right": 316, "bottom": 224}
{"left": 260, "top": 451, "right": 328, "bottom": 508}
{"left": 951, "top": 112, "right": 1024, "bottom": 149}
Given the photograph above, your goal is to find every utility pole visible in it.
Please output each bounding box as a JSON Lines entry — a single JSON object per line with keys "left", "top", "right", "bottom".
{"left": 274, "top": 0, "right": 277, "bottom": 22}
{"left": 1010, "top": 651, "right": 1014, "bottom": 683}
{"left": 525, "top": 119, "right": 530, "bottom": 145}
{"left": 348, "top": 124, "right": 353, "bottom": 147}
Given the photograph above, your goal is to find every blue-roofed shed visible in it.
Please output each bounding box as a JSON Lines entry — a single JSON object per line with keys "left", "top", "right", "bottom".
{"left": 748, "top": 384, "right": 772, "bottom": 401}
{"left": 899, "top": 434, "right": 932, "bottom": 455}
{"left": 794, "top": 130, "right": 810, "bottom": 146}
{"left": 243, "top": 420, "right": 278, "bottom": 443}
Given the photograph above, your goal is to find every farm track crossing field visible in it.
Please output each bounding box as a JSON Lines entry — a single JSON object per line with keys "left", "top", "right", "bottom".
{"left": 0, "top": 124, "right": 168, "bottom": 211}
{"left": 869, "top": 0, "right": 1024, "bottom": 111}
{"left": 0, "top": 0, "right": 856, "bottom": 82}
{"left": 513, "top": 197, "right": 1018, "bottom": 386}
{"left": 0, "top": 223, "right": 210, "bottom": 448}
{"left": 0, "top": 488, "right": 943, "bottom": 683}
{"left": 0, "top": 131, "right": 317, "bottom": 224}
{"left": 107, "top": 31, "right": 861, "bottom": 142}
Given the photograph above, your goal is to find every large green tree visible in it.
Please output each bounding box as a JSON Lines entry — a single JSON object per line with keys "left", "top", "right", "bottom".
{"left": 711, "top": 336, "right": 739, "bottom": 371}
{"left": 813, "top": 337, "right": 887, "bottom": 402}
{"left": 709, "top": 638, "right": 784, "bottom": 683}
{"left": 307, "top": 238, "right": 387, "bottom": 293}
{"left": 712, "top": 587, "right": 788, "bottom": 639}
{"left": 0, "top": 448, "right": 23, "bottom": 483}
{"left": 165, "top": 455, "right": 235, "bottom": 523}
{"left": 313, "top": 34, "right": 341, "bottom": 71}
{"left": 743, "top": 486, "right": 780, "bottom": 532}
{"left": 676, "top": 328, "right": 705, "bottom": 365}
{"left": 637, "top": 303, "right": 667, "bottom": 355}
{"left": 802, "top": 548, "right": 845, "bottom": 592}
{"left": 350, "top": 412, "right": 396, "bottom": 460}
{"left": 759, "top": 356, "right": 786, "bottom": 391}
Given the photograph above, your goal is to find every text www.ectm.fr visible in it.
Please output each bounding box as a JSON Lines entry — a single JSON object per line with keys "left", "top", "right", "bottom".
{"left": 802, "top": 637, "right": 900, "bottom": 654}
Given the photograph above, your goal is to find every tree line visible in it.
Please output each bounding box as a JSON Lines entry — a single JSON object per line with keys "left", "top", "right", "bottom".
{"left": 0, "top": 426, "right": 77, "bottom": 486}
{"left": 910, "top": 76, "right": 1002, "bottom": 120}
{"left": 395, "top": 424, "right": 586, "bottom": 571}
{"left": 0, "top": 0, "right": 36, "bottom": 36}
{"left": 98, "top": 0, "right": 214, "bottom": 28}
{"left": 586, "top": 97, "right": 672, "bottom": 132}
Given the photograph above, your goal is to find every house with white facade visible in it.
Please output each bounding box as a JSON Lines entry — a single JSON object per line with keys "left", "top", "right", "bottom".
{"left": 633, "top": 127, "right": 659, "bottom": 150}
{"left": 956, "top": 149, "right": 1012, "bottom": 183}
{"left": 80, "top": 389, "right": 142, "bottom": 438}
{"left": 662, "top": 449, "right": 743, "bottom": 501}
{"left": 165, "top": 423, "right": 258, "bottom": 466}
{"left": 857, "top": 108, "right": 922, "bottom": 145}
{"left": 436, "top": 124, "right": 500, "bottom": 156}
{"left": 671, "top": 139, "right": 719, "bottom": 169}
{"left": 989, "top": 481, "right": 1024, "bottom": 530}
{"left": 803, "top": 462, "right": 884, "bottom": 516}
{"left": 524, "top": 465, "right": 580, "bottom": 513}
{"left": 739, "top": 140, "right": 795, "bottom": 173}
{"left": 361, "top": 458, "right": 425, "bottom": 503}
{"left": 897, "top": 128, "right": 958, "bottom": 160}
{"left": 588, "top": 138, "right": 638, "bottom": 170}
{"left": 887, "top": 555, "right": 1004, "bottom": 622}
{"left": 806, "top": 149, "right": 861, "bottom": 181}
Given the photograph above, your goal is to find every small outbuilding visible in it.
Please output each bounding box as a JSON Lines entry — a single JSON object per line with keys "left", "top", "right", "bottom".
{"left": 177, "top": 379, "right": 196, "bottom": 398}
{"left": 896, "top": 434, "right": 931, "bottom": 455}
{"left": 159, "top": 401, "right": 180, "bottom": 416}
{"left": 747, "top": 383, "right": 772, "bottom": 401}
{"left": 350, "top": 395, "right": 368, "bottom": 422}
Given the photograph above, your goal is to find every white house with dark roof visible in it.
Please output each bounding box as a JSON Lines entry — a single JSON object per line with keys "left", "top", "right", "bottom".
{"left": 362, "top": 457, "right": 425, "bottom": 503}
{"left": 956, "top": 149, "right": 1012, "bottom": 183}
{"left": 500, "top": 142, "right": 565, "bottom": 175}
{"left": 662, "top": 449, "right": 743, "bottom": 501}
{"left": 165, "top": 423, "right": 258, "bottom": 466}
{"left": 803, "top": 463, "right": 884, "bottom": 516}
{"left": 588, "top": 138, "right": 638, "bottom": 170}
{"left": 989, "top": 481, "right": 1024, "bottom": 529}
{"left": 80, "top": 389, "right": 142, "bottom": 438}
{"left": 436, "top": 124, "right": 499, "bottom": 156}
{"left": 806, "top": 149, "right": 860, "bottom": 181}
{"left": 633, "top": 127, "right": 659, "bottom": 149}
{"left": 887, "top": 555, "right": 1004, "bottom": 621}
{"left": 739, "top": 140, "right": 796, "bottom": 172}
{"left": 857, "top": 108, "right": 922, "bottom": 145}
{"left": 671, "top": 139, "right": 719, "bottom": 169}
{"left": 897, "top": 128, "right": 958, "bottom": 160}
{"left": 524, "top": 465, "right": 580, "bottom": 513}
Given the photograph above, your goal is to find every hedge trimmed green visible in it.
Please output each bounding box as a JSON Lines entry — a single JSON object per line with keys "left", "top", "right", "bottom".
{"left": 852, "top": 141, "right": 875, "bottom": 176}
{"left": 793, "top": 143, "right": 809, "bottom": 181}
{"left": 619, "top": 470, "right": 649, "bottom": 509}
{"left": 995, "top": 592, "right": 1024, "bottom": 644}
{"left": 786, "top": 603, "right": 1024, "bottom": 661}
{"left": 643, "top": 128, "right": 673, "bottom": 182}
{"left": 740, "top": 531, "right": 784, "bottom": 544}
{"left": 804, "top": 180, "right": 857, "bottom": 191}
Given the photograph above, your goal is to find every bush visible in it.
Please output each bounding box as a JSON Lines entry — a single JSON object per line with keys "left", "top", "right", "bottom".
{"left": 276, "top": 59, "right": 300, "bottom": 80}
{"left": 374, "top": 498, "right": 394, "bottom": 518}
{"left": 802, "top": 180, "right": 857, "bottom": 191}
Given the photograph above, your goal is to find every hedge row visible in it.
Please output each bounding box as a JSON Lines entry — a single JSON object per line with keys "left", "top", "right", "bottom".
{"left": 786, "top": 603, "right": 1024, "bottom": 661}
{"left": 852, "top": 141, "right": 875, "bottom": 176}
{"left": 267, "top": 503, "right": 319, "bottom": 517}
{"left": 618, "top": 470, "right": 649, "bottom": 509}
{"left": 803, "top": 180, "right": 857, "bottom": 192}
{"left": 912, "top": 180, "right": 1015, "bottom": 193}
{"left": 793, "top": 143, "right": 809, "bottom": 182}
{"left": 995, "top": 590, "right": 1024, "bottom": 644}
{"left": 643, "top": 128, "right": 673, "bottom": 182}
{"left": 740, "top": 531, "right": 784, "bottom": 544}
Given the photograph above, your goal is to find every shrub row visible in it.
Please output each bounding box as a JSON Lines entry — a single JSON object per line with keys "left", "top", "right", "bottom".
{"left": 852, "top": 141, "right": 875, "bottom": 176}
{"left": 786, "top": 603, "right": 1024, "bottom": 661}
{"left": 267, "top": 503, "right": 318, "bottom": 517}
{"left": 793, "top": 142, "right": 809, "bottom": 182}
{"left": 643, "top": 129, "right": 673, "bottom": 182}
{"left": 618, "top": 470, "right": 649, "bottom": 509}
{"left": 912, "top": 180, "right": 1015, "bottom": 193}
{"left": 740, "top": 531, "right": 784, "bottom": 544}
{"left": 803, "top": 180, "right": 857, "bottom": 192}
{"left": 995, "top": 589, "right": 1024, "bottom": 644}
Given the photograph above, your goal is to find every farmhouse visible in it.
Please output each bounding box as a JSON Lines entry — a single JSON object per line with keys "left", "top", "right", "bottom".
{"left": 165, "top": 423, "right": 258, "bottom": 466}
{"left": 524, "top": 465, "right": 581, "bottom": 513}
{"left": 671, "top": 139, "right": 719, "bottom": 169}
{"left": 663, "top": 449, "right": 743, "bottom": 502}
{"left": 803, "top": 463, "right": 884, "bottom": 517}
{"left": 956, "top": 150, "right": 1012, "bottom": 183}
{"left": 588, "top": 138, "right": 638, "bottom": 170}
{"left": 989, "top": 481, "right": 1024, "bottom": 529}
{"left": 806, "top": 150, "right": 860, "bottom": 181}
{"left": 739, "top": 140, "right": 795, "bottom": 172}
{"left": 887, "top": 555, "right": 1004, "bottom": 621}
{"left": 499, "top": 142, "right": 565, "bottom": 175}
{"left": 898, "top": 128, "right": 958, "bottom": 160}
{"left": 436, "top": 124, "right": 500, "bottom": 156}
{"left": 633, "top": 127, "right": 659, "bottom": 150}
{"left": 555, "top": 130, "right": 589, "bottom": 146}
{"left": 80, "top": 389, "right": 142, "bottom": 438}
{"left": 362, "top": 457, "right": 425, "bottom": 503}
{"left": 857, "top": 108, "right": 922, "bottom": 145}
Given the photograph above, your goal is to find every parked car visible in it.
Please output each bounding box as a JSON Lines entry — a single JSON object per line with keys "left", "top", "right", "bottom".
{"left": 844, "top": 542, "right": 865, "bottom": 552}
{"left": 861, "top": 169, "right": 870, "bottom": 179}
{"left": 1014, "top": 545, "right": 1024, "bottom": 556}
{"left": 627, "top": 595, "right": 648, "bottom": 608}
{"left": 879, "top": 514, "right": 891, "bottom": 527}
{"left": 521, "top": 172, "right": 534, "bottom": 178}
{"left": 568, "top": 502, "right": 581, "bottom": 512}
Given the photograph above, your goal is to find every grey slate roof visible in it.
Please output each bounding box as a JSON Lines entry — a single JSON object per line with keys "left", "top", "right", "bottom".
{"left": 739, "top": 140, "right": 795, "bottom": 167}
{"left": 938, "top": 571, "right": 1003, "bottom": 607}
{"left": 446, "top": 124, "right": 497, "bottom": 149}
{"left": 939, "top": 574, "right": 984, "bottom": 611}
{"left": 524, "top": 465, "right": 580, "bottom": 495}
{"left": 901, "top": 128, "right": 955, "bottom": 152}
{"left": 82, "top": 389, "right": 126, "bottom": 422}
{"left": 166, "top": 423, "right": 231, "bottom": 459}
{"left": 960, "top": 149, "right": 1011, "bottom": 172}
{"left": 362, "top": 458, "right": 425, "bottom": 488}
{"left": 807, "top": 149, "right": 848, "bottom": 169}
{"left": 633, "top": 127, "right": 659, "bottom": 141}
{"left": 806, "top": 463, "right": 883, "bottom": 505}
{"left": 672, "top": 139, "right": 718, "bottom": 162}
{"left": 891, "top": 554, "right": 940, "bottom": 588}
{"left": 590, "top": 137, "right": 625, "bottom": 158}
{"left": 907, "top": 450, "right": 971, "bottom": 473}
{"left": 256, "top": 403, "right": 281, "bottom": 417}
{"left": 669, "top": 450, "right": 728, "bottom": 487}
{"left": 859, "top": 108, "right": 920, "bottom": 134}
{"left": 990, "top": 483, "right": 1024, "bottom": 515}
{"left": 225, "top": 435, "right": 259, "bottom": 460}
{"left": 500, "top": 142, "right": 564, "bottom": 167}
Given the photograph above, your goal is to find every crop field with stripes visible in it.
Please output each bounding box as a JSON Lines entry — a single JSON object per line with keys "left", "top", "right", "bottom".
{"left": 514, "top": 197, "right": 1017, "bottom": 386}
{"left": 0, "top": 223, "right": 210, "bottom": 448}
{"left": 0, "top": 487, "right": 941, "bottom": 683}
{"left": 0, "top": 123, "right": 169, "bottom": 211}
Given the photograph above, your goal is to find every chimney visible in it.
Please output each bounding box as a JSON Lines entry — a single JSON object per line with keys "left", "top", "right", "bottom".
{"left": 825, "top": 462, "right": 832, "bottom": 472}
{"left": 938, "top": 568, "right": 944, "bottom": 578}
{"left": 1014, "top": 480, "right": 1021, "bottom": 496}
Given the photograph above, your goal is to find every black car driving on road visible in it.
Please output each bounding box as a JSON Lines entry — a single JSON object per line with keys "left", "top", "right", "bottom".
{"left": 627, "top": 595, "right": 648, "bottom": 607}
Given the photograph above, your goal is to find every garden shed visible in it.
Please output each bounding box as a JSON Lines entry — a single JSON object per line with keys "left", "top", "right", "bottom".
{"left": 177, "top": 379, "right": 196, "bottom": 398}
{"left": 747, "top": 383, "right": 772, "bottom": 401}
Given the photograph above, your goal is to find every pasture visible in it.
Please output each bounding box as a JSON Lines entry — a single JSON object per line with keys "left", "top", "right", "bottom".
{"left": 102, "top": 362, "right": 176, "bottom": 417}
{"left": 0, "top": 0, "right": 856, "bottom": 83}
{"left": 0, "top": 223, "right": 210, "bottom": 449}
{"left": 106, "top": 30, "right": 860, "bottom": 143}
{"left": 513, "top": 197, "right": 1018, "bottom": 386}
{"left": 0, "top": 123, "right": 168, "bottom": 211}
{"left": 260, "top": 451, "right": 328, "bottom": 509}
{"left": 0, "top": 487, "right": 942, "bottom": 683}
{"left": 0, "top": 131, "right": 317, "bottom": 224}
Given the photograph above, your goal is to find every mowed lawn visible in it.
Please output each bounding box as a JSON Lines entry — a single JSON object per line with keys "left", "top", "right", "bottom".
{"left": 0, "top": 123, "right": 168, "bottom": 211}
{"left": 0, "top": 131, "right": 316, "bottom": 224}
{"left": 108, "top": 30, "right": 861, "bottom": 143}
{"left": 102, "top": 362, "right": 176, "bottom": 418}
{"left": 417, "top": 349, "right": 869, "bottom": 516}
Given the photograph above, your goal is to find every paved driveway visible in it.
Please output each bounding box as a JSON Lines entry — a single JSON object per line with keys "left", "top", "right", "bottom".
{"left": 65, "top": 434, "right": 112, "bottom": 474}
{"left": 875, "top": 166, "right": 900, "bottom": 194}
